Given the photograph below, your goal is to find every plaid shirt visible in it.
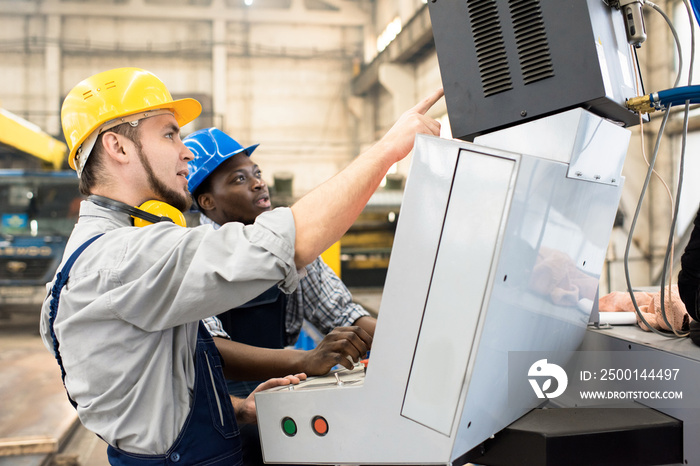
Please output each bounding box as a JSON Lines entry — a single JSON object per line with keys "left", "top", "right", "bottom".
{"left": 199, "top": 213, "right": 370, "bottom": 345}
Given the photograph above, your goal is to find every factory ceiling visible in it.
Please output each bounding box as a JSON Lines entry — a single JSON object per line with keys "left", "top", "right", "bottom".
{"left": 0, "top": 0, "right": 372, "bottom": 26}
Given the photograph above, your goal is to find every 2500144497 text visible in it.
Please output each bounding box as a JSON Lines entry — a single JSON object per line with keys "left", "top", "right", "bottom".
{"left": 580, "top": 368, "right": 680, "bottom": 381}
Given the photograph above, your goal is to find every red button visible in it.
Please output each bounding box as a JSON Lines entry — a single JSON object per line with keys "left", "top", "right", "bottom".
{"left": 312, "top": 416, "right": 328, "bottom": 436}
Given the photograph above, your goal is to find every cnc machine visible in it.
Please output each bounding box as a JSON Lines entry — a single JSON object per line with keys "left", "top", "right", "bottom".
{"left": 254, "top": 1, "right": 697, "bottom": 464}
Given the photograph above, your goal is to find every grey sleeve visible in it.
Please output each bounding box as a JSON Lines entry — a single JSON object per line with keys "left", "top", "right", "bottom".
{"left": 77, "top": 208, "right": 301, "bottom": 331}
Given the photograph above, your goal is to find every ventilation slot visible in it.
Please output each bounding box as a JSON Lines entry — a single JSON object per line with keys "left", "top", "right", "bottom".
{"left": 467, "top": 0, "right": 513, "bottom": 97}
{"left": 509, "top": 0, "right": 554, "bottom": 85}
{"left": 105, "top": 80, "right": 117, "bottom": 90}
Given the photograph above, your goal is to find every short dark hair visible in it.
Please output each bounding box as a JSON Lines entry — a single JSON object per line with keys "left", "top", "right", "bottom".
{"left": 79, "top": 122, "right": 141, "bottom": 196}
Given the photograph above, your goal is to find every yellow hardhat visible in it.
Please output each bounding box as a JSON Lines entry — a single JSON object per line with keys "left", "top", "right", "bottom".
{"left": 61, "top": 67, "right": 202, "bottom": 175}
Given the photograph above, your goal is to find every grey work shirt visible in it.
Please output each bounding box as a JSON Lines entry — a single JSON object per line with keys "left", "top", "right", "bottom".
{"left": 39, "top": 200, "right": 300, "bottom": 455}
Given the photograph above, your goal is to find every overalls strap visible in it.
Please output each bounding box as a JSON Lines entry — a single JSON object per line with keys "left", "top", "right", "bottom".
{"left": 48, "top": 234, "right": 104, "bottom": 408}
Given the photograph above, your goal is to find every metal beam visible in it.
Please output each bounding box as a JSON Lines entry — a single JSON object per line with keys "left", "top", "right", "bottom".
{"left": 351, "top": 4, "right": 434, "bottom": 95}
{"left": 0, "top": 0, "right": 370, "bottom": 27}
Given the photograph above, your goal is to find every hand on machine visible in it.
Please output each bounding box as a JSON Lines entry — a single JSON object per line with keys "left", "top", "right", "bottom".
{"left": 231, "top": 373, "right": 307, "bottom": 425}
{"left": 300, "top": 325, "right": 372, "bottom": 375}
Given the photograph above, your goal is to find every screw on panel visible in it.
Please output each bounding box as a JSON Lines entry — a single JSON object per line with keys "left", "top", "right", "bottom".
{"left": 575, "top": 172, "right": 583, "bottom": 177}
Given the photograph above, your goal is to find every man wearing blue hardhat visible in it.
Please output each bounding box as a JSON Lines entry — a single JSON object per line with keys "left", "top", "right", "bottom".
{"left": 185, "top": 127, "right": 377, "bottom": 466}
{"left": 184, "top": 126, "right": 375, "bottom": 378}
{"left": 185, "top": 128, "right": 264, "bottom": 224}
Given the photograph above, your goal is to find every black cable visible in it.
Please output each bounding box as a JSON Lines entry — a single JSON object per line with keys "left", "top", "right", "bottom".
{"left": 88, "top": 195, "right": 173, "bottom": 225}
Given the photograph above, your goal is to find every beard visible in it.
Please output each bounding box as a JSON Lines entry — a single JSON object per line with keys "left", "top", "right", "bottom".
{"left": 136, "top": 145, "right": 193, "bottom": 213}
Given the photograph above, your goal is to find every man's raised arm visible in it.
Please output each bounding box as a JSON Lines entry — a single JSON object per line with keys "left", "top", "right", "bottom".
{"left": 291, "top": 88, "right": 444, "bottom": 269}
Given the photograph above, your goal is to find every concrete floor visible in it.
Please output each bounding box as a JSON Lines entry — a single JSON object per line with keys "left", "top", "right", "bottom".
{"left": 0, "top": 287, "right": 383, "bottom": 466}
{"left": 0, "top": 311, "right": 108, "bottom": 466}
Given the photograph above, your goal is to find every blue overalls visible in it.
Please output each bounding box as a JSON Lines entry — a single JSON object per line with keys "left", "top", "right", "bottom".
{"left": 215, "top": 287, "right": 289, "bottom": 466}
{"left": 48, "top": 235, "right": 243, "bottom": 465}
{"left": 217, "top": 286, "right": 287, "bottom": 398}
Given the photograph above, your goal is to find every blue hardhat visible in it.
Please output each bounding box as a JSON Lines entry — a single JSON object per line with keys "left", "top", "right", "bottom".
{"left": 184, "top": 127, "right": 259, "bottom": 193}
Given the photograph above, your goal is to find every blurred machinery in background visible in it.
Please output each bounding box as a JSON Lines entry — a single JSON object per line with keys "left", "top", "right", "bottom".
{"left": 0, "top": 170, "right": 82, "bottom": 317}
{"left": 0, "top": 107, "right": 67, "bottom": 171}
{"left": 271, "top": 171, "right": 401, "bottom": 288}
{"left": 339, "top": 188, "right": 401, "bottom": 288}
{"left": 0, "top": 108, "right": 78, "bottom": 318}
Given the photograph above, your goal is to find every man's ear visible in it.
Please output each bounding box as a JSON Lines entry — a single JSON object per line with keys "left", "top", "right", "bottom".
{"left": 197, "top": 192, "right": 216, "bottom": 212}
{"left": 100, "top": 131, "right": 130, "bottom": 164}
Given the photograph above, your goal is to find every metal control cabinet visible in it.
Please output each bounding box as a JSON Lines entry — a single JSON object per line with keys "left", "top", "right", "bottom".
{"left": 428, "top": 0, "right": 642, "bottom": 141}
{"left": 255, "top": 117, "right": 628, "bottom": 464}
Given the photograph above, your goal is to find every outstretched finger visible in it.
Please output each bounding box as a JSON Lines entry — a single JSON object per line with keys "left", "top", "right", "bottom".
{"left": 412, "top": 88, "right": 444, "bottom": 115}
{"left": 425, "top": 116, "right": 442, "bottom": 136}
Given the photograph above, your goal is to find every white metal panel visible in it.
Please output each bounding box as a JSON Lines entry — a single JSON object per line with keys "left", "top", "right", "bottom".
{"left": 254, "top": 134, "right": 462, "bottom": 465}
{"left": 475, "top": 108, "right": 629, "bottom": 186}
{"left": 402, "top": 151, "right": 516, "bottom": 435}
{"left": 451, "top": 154, "right": 625, "bottom": 462}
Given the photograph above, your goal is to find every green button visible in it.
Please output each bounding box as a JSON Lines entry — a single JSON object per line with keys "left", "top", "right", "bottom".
{"left": 282, "top": 417, "right": 297, "bottom": 437}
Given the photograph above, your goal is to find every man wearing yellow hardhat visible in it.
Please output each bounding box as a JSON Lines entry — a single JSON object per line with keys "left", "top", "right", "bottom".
{"left": 40, "top": 67, "right": 442, "bottom": 464}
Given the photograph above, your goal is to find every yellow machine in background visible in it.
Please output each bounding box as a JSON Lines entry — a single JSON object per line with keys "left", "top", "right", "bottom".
{"left": 273, "top": 174, "right": 401, "bottom": 287}
{"left": 320, "top": 241, "right": 341, "bottom": 278}
{"left": 0, "top": 107, "right": 67, "bottom": 170}
{"left": 339, "top": 198, "right": 399, "bottom": 287}
{"left": 0, "top": 106, "right": 72, "bottom": 317}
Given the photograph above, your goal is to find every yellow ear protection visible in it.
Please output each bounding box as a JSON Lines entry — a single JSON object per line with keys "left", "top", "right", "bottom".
{"left": 133, "top": 200, "right": 187, "bottom": 227}
{"left": 88, "top": 195, "right": 187, "bottom": 227}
